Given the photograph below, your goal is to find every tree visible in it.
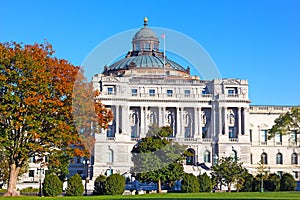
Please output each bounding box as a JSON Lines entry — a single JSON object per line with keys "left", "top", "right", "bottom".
{"left": 241, "top": 172, "right": 255, "bottom": 192}
{"left": 256, "top": 161, "right": 269, "bottom": 192}
{"left": 103, "top": 174, "right": 125, "bottom": 195}
{"left": 198, "top": 173, "right": 212, "bottom": 192}
{"left": 65, "top": 174, "right": 84, "bottom": 196}
{"left": 181, "top": 173, "right": 199, "bottom": 193}
{"left": 265, "top": 173, "right": 280, "bottom": 191}
{"left": 131, "top": 126, "right": 187, "bottom": 193}
{"left": 280, "top": 173, "right": 296, "bottom": 191}
{"left": 43, "top": 173, "right": 63, "bottom": 196}
{"left": 268, "top": 107, "right": 300, "bottom": 142}
{"left": 211, "top": 156, "right": 245, "bottom": 192}
{"left": 0, "top": 42, "right": 112, "bottom": 196}
{"left": 93, "top": 174, "right": 106, "bottom": 195}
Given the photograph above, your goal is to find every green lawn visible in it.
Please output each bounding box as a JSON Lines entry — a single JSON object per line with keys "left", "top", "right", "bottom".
{"left": 1, "top": 192, "right": 300, "bottom": 200}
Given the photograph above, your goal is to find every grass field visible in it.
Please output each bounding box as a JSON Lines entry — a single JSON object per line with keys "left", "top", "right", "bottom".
{"left": 1, "top": 192, "right": 300, "bottom": 200}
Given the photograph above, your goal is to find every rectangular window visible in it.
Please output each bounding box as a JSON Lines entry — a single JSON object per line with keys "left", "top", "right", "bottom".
{"left": 149, "top": 89, "right": 155, "bottom": 96}
{"left": 275, "top": 133, "right": 282, "bottom": 145}
{"left": 290, "top": 131, "right": 297, "bottom": 145}
{"left": 167, "top": 89, "right": 173, "bottom": 97}
{"left": 131, "top": 89, "right": 138, "bottom": 96}
{"left": 184, "top": 90, "right": 191, "bottom": 97}
{"left": 260, "top": 130, "right": 267, "bottom": 145}
{"left": 136, "top": 43, "right": 140, "bottom": 50}
{"left": 229, "top": 127, "right": 237, "bottom": 138}
{"left": 107, "top": 87, "right": 114, "bottom": 95}
{"left": 227, "top": 87, "right": 237, "bottom": 96}
{"left": 144, "top": 43, "right": 150, "bottom": 50}
{"left": 107, "top": 125, "right": 115, "bottom": 137}
{"left": 29, "top": 170, "right": 35, "bottom": 178}
{"left": 249, "top": 129, "right": 252, "bottom": 142}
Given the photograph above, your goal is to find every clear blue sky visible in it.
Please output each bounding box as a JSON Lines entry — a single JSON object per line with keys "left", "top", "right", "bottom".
{"left": 1, "top": 0, "right": 299, "bottom": 106}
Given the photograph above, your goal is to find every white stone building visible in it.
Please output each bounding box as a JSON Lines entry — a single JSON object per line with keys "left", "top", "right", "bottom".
{"left": 87, "top": 18, "right": 300, "bottom": 181}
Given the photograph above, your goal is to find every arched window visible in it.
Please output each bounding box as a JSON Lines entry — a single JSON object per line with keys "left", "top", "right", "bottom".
{"left": 291, "top": 153, "right": 298, "bottom": 164}
{"left": 276, "top": 153, "right": 283, "bottom": 164}
{"left": 186, "top": 148, "right": 195, "bottom": 165}
{"left": 261, "top": 153, "right": 268, "bottom": 164}
{"left": 108, "top": 149, "right": 114, "bottom": 163}
{"left": 204, "top": 150, "right": 211, "bottom": 163}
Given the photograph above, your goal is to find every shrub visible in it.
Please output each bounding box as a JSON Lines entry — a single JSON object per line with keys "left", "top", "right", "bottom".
{"left": 265, "top": 173, "right": 280, "bottom": 191}
{"left": 241, "top": 173, "right": 255, "bottom": 192}
{"left": 20, "top": 187, "right": 39, "bottom": 193}
{"left": 94, "top": 174, "right": 106, "bottom": 195}
{"left": 66, "top": 174, "right": 84, "bottom": 196}
{"left": 181, "top": 173, "right": 199, "bottom": 193}
{"left": 43, "top": 173, "right": 63, "bottom": 196}
{"left": 198, "top": 173, "right": 212, "bottom": 192}
{"left": 280, "top": 173, "right": 296, "bottom": 191}
{"left": 103, "top": 174, "right": 125, "bottom": 195}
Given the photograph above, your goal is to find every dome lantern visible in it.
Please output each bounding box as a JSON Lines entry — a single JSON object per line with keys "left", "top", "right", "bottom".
{"left": 132, "top": 18, "right": 160, "bottom": 52}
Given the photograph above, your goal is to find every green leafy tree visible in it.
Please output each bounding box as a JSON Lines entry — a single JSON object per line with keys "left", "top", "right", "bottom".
{"left": 43, "top": 173, "right": 63, "bottom": 196}
{"left": 131, "top": 126, "right": 187, "bottom": 193}
{"left": 280, "top": 173, "right": 296, "bottom": 191}
{"left": 65, "top": 174, "right": 84, "bottom": 196}
{"left": 241, "top": 172, "right": 255, "bottom": 192}
{"left": 93, "top": 174, "right": 106, "bottom": 195}
{"left": 211, "top": 156, "right": 245, "bottom": 192}
{"left": 265, "top": 173, "right": 280, "bottom": 191}
{"left": 181, "top": 173, "right": 199, "bottom": 193}
{"left": 198, "top": 173, "right": 212, "bottom": 192}
{"left": 103, "top": 174, "right": 125, "bottom": 195}
{"left": 268, "top": 107, "right": 300, "bottom": 141}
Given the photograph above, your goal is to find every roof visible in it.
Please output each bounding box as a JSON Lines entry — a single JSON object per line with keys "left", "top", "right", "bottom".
{"left": 107, "top": 55, "right": 186, "bottom": 71}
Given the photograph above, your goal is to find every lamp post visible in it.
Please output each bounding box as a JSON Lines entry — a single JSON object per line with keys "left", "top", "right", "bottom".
{"left": 84, "top": 159, "right": 90, "bottom": 196}
{"left": 37, "top": 167, "right": 44, "bottom": 197}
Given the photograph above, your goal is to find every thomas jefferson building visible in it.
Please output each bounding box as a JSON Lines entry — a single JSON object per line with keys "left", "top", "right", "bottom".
{"left": 22, "top": 19, "right": 299, "bottom": 187}
{"left": 88, "top": 18, "right": 300, "bottom": 180}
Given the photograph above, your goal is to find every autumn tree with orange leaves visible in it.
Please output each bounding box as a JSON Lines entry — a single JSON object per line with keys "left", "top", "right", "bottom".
{"left": 0, "top": 42, "right": 112, "bottom": 196}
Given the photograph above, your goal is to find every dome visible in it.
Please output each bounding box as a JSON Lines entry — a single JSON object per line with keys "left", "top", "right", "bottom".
{"left": 108, "top": 55, "right": 186, "bottom": 71}
{"left": 133, "top": 17, "right": 157, "bottom": 39}
{"left": 134, "top": 27, "right": 157, "bottom": 39}
{"left": 102, "top": 18, "right": 191, "bottom": 78}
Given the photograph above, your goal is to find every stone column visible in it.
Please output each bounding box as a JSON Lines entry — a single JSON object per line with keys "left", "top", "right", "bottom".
{"left": 140, "top": 106, "right": 145, "bottom": 137}
{"left": 158, "top": 106, "right": 162, "bottom": 127}
{"left": 218, "top": 106, "right": 222, "bottom": 135}
{"left": 243, "top": 107, "right": 248, "bottom": 135}
{"left": 194, "top": 107, "right": 198, "bottom": 138}
{"left": 238, "top": 107, "right": 242, "bottom": 135}
{"left": 115, "top": 105, "right": 119, "bottom": 135}
{"left": 198, "top": 107, "right": 202, "bottom": 138}
{"left": 181, "top": 107, "right": 185, "bottom": 137}
{"left": 162, "top": 107, "right": 166, "bottom": 126}
{"left": 224, "top": 107, "right": 227, "bottom": 135}
{"left": 144, "top": 106, "right": 148, "bottom": 135}
{"left": 121, "top": 106, "right": 129, "bottom": 135}
{"left": 176, "top": 107, "right": 180, "bottom": 137}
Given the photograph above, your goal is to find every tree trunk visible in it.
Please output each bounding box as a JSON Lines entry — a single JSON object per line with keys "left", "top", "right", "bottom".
{"left": 157, "top": 179, "right": 162, "bottom": 193}
{"left": 4, "top": 163, "right": 20, "bottom": 196}
{"left": 227, "top": 182, "right": 231, "bottom": 192}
